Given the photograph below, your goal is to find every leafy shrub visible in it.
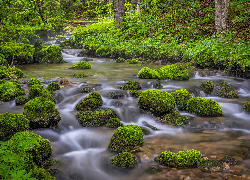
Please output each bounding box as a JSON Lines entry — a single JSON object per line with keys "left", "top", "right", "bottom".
{"left": 218, "top": 81, "right": 239, "bottom": 98}
{"left": 128, "top": 59, "right": 139, "bottom": 64}
{"left": 69, "top": 61, "right": 92, "bottom": 69}
{"left": 186, "top": 97, "right": 223, "bottom": 116}
{"left": 0, "top": 81, "right": 24, "bottom": 101}
{"left": 201, "top": 81, "right": 214, "bottom": 93}
{"left": 28, "top": 84, "right": 53, "bottom": 100}
{"left": 243, "top": 101, "right": 250, "bottom": 112}
{"left": 108, "top": 91, "right": 125, "bottom": 99}
{"left": 60, "top": 78, "right": 69, "bottom": 85}
{"left": 0, "top": 112, "right": 29, "bottom": 141}
{"left": 120, "top": 80, "right": 142, "bottom": 90}
{"left": 15, "top": 96, "right": 28, "bottom": 105}
{"left": 111, "top": 152, "right": 137, "bottom": 169}
{"left": 23, "top": 97, "right": 61, "bottom": 129}
{"left": 0, "top": 53, "right": 7, "bottom": 65}
{"left": 155, "top": 149, "right": 202, "bottom": 167}
{"left": 138, "top": 90, "right": 175, "bottom": 116}
{"left": 138, "top": 67, "right": 159, "bottom": 79}
{"left": 171, "top": 89, "right": 192, "bottom": 111}
{"left": 108, "top": 125, "right": 144, "bottom": 152}
{"left": 28, "top": 78, "right": 41, "bottom": 86}
{"left": 72, "top": 73, "right": 87, "bottom": 78}
{"left": 116, "top": 57, "right": 126, "bottom": 63}
{"left": 75, "top": 92, "right": 103, "bottom": 111}
{"left": 129, "top": 90, "right": 141, "bottom": 98}
{"left": 106, "top": 118, "right": 123, "bottom": 128}
{"left": 47, "top": 82, "right": 60, "bottom": 91}
{"left": 40, "top": 45, "right": 64, "bottom": 63}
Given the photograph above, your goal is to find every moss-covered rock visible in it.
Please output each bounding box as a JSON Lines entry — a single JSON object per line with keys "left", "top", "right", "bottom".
{"left": 197, "top": 159, "right": 223, "bottom": 172}
{"left": 128, "top": 59, "right": 139, "bottom": 64}
{"left": 138, "top": 90, "right": 175, "bottom": 116}
{"left": 23, "top": 97, "right": 61, "bottom": 129}
{"left": 106, "top": 118, "right": 123, "bottom": 128}
{"left": 154, "top": 80, "right": 163, "bottom": 89}
{"left": 77, "top": 108, "right": 118, "bottom": 127}
{"left": 158, "top": 109, "right": 180, "bottom": 124}
{"left": 15, "top": 96, "right": 28, "bottom": 105}
{"left": 108, "top": 91, "right": 125, "bottom": 99}
{"left": 40, "top": 45, "right": 64, "bottom": 63}
{"left": 218, "top": 81, "right": 239, "bottom": 98}
{"left": 60, "top": 78, "right": 69, "bottom": 85}
{"left": 243, "top": 101, "right": 250, "bottom": 112}
{"left": 129, "top": 90, "right": 141, "bottom": 98}
{"left": 111, "top": 152, "right": 137, "bottom": 169}
{"left": 75, "top": 92, "right": 103, "bottom": 111}
{"left": 0, "top": 80, "right": 24, "bottom": 101}
{"left": 116, "top": 57, "right": 126, "bottom": 63}
{"left": 186, "top": 97, "right": 223, "bottom": 116}
{"left": 47, "top": 82, "right": 60, "bottom": 91}
{"left": 155, "top": 149, "right": 202, "bottom": 167}
{"left": 175, "top": 116, "right": 190, "bottom": 126}
{"left": 156, "top": 64, "right": 189, "bottom": 80}
{"left": 108, "top": 125, "right": 144, "bottom": 152}
{"left": 28, "top": 78, "right": 41, "bottom": 86}
{"left": 81, "top": 87, "right": 93, "bottom": 93}
{"left": 171, "top": 89, "right": 192, "bottom": 111}
{"left": 28, "top": 84, "right": 53, "bottom": 101}
{"left": 30, "top": 167, "right": 56, "bottom": 180}
{"left": 72, "top": 73, "right": 87, "bottom": 78}
{"left": 0, "top": 112, "right": 29, "bottom": 141}
{"left": 201, "top": 81, "right": 214, "bottom": 94}
{"left": 138, "top": 67, "right": 159, "bottom": 79}
{"left": 69, "top": 61, "right": 92, "bottom": 69}
{"left": 120, "top": 80, "right": 142, "bottom": 90}
{"left": 0, "top": 65, "right": 24, "bottom": 79}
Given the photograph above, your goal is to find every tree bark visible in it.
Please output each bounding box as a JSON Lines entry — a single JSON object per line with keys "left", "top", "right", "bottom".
{"left": 115, "top": 0, "right": 125, "bottom": 29}
{"left": 215, "top": 0, "right": 230, "bottom": 36}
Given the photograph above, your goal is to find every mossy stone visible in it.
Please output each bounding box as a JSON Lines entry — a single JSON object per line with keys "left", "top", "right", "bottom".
{"left": 111, "top": 152, "right": 137, "bottom": 169}
{"left": 116, "top": 57, "right": 126, "bottom": 63}
{"left": 129, "top": 90, "right": 141, "bottom": 98}
{"left": 69, "top": 61, "right": 92, "bottom": 69}
{"left": 60, "top": 78, "right": 69, "bottom": 85}
{"left": 72, "top": 73, "right": 87, "bottom": 78}
{"left": 40, "top": 45, "right": 64, "bottom": 63}
{"left": 128, "top": 59, "right": 139, "bottom": 64}
{"left": 108, "top": 91, "right": 125, "bottom": 99}
{"left": 171, "top": 89, "right": 192, "bottom": 111}
{"left": 159, "top": 109, "right": 180, "bottom": 124}
{"left": 15, "top": 96, "right": 28, "bottom": 105}
{"left": 218, "top": 81, "right": 239, "bottom": 98}
{"left": 30, "top": 167, "right": 56, "bottom": 180}
{"left": 243, "top": 101, "right": 250, "bottom": 112}
{"left": 120, "top": 80, "right": 142, "bottom": 90}
{"left": 0, "top": 80, "right": 24, "bottom": 101}
{"left": 156, "top": 64, "right": 189, "bottom": 80}
{"left": 47, "top": 82, "right": 60, "bottom": 91}
{"left": 138, "top": 67, "right": 159, "bottom": 79}
{"left": 28, "top": 84, "right": 53, "bottom": 101}
{"left": 28, "top": 78, "right": 41, "bottom": 86}
{"left": 201, "top": 81, "right": 214, "bottom": 93}
{"left": 81, "top": 87, "right": 93, "bottom": 93}
{"left": 75, "top": 92, "right": 103, "bottom": 111}
{"left": 175, "top": 116, "right": 190, "bottom": 126}
{"left": 106, "top": 118, "right": 123, "bottom": 128}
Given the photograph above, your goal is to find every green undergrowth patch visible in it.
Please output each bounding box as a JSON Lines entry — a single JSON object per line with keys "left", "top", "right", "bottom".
{"left": 0, "top": 65, "right": 24, "bottom": 80}
{"left": 47, "top": 82, "right": 60, "bottom": 91}
{"left": 129, "top": 90, "right": 141, "bottom": 98}
{"left": 69, "top": 61, "right": 92, "bottom": 69}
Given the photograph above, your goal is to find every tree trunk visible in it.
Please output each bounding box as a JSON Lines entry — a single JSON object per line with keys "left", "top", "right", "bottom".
{"left": 215, "top": 0, "right": 230, "bottom": 37}
{"left": 115, "top": 0, "right": 125, "bottom": 29}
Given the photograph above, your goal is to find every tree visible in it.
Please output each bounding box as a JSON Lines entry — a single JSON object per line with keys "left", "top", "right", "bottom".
{"left": 115, "top": 0, "right": 125, "bottom": 29}
{"left": 215, "top": 0, "right": 230, "bottom": 37}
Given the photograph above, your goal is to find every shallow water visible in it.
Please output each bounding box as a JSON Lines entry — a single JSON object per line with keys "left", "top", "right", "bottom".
{"left": 2, "top": 50, "right": 250, "bottom": 180}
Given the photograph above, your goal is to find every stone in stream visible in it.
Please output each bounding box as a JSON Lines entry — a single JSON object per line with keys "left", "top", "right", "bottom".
{"left": 75, "top": 92, "right": 103, "bottom": 111}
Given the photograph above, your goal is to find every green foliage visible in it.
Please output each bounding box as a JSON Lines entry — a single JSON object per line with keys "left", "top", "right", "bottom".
{"left": 30, "top": 167, "right": 55, "bottom": 180}
{"left": 47, "top": 82, "right": 60, "bottom": 91}
{"left": 54, "top": 35, "right": 67, "bottom": 44}
{"left": 77, "top": 108, "right": 118, "bottom": 127}
{"left": 155, "top": 149, "right": 202, "bottom": 167}
{"left": 69, "top": 61, "right": 92, "bottom": 69}
{"left": 111, "top": 152, "right": 137, "bottom": 169}
{"left": 108, "top": 125, "right": 144, "bottom": 152}
{"left": 116, "top": 57, "right": 126, "bottom": 63}
{"left": 0, "top": 112, "right": 29, "bottom": 141}
{"left": 15, "top": 96, "right": 28, "bottom": 105}
{"left": 129, "top": 90, "right": 141, "bottom": 98}
{"left": 218, "top": 81, "right": 239, "bottom": 98}
{"left": 243, "top": 101, "right": 250, "bottom": 112}
{"left": 40, "top": 45, "right": 64, "bottom": 64}
{"left": 106, "top": 118, "right": 123, "bottom": 128}
{"left": 0, "top": 65, "right": 24, "bottom": 80}
{"left": 120, "top": 80, "right": 142, "bottom": 90}
{"left": 28, "top": 78, "right": 41, "bottom": 86}
{"left": 186, "top": 97, "right": 223, "bottom": 116}
{"left": 171, "top": 89, "right": 192, "bottom": 111}
{"left": 0, "top": 80, "right": 24, "bottom": 101}
{"left": 28, "top": 84, "right": 53, "bottom": 101}
{"left": 175, "top": 116, "right": 190, "bottom": 126}
{"left": 23, "top": 97, "right": 61, "bottom": 129}
{"left": 75, "top": 92, "right": 103, "bottom": 111}
{"left": 156, "top": 64, "right": 189, "bottom": 80}
{"left": 201, "top": 81, "right": 214, "bottom": 94}
{"left": 138, "top": 90, "right": 175, "bottom": 116}
{"left": 0, "top": 53, "right": 7, "bottom": 65}
{"left": 128, "top": 59, "right": 139, "bottom": 64}
{"left": 138, "top": 67, "right": 160, "bottom": 79}
{"left": 72, "top": 73, "right": 87, "bottom": 78}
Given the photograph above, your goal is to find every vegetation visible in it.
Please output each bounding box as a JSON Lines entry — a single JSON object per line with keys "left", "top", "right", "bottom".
{"left": 243, "top": 101, "right": 250, "bottom": 112}
{"left": 47, "top": 82, "right": 60, "bottom": 91}
{"left": 218, "top": 81, "right": 239, "bottom": 98}
{"left": 111, "top": 152, "right": 136, "bottom": 169}
{"left": 28, "top": 78, "right": 41, "bottom": 86}
{"left": 0, "top": 65, "right": 23, "bottom": 79}
{"left": 39, "top": 45, "right": 64, "bottom": 64}
{"left": 120, "top": 80, "right": 142, "bottom": 90}
{"left": 106, "top": 118, "right": 123, "bottom": 128}
{"left": 69, "top": 61, "right": 92, "bottom": 69}
{"left": 158, "top": 109, "right": 180, "bottom": 124}
{"left": 116, "top": 57, "right": 126, "bottom": 63}
{"left": 171, "top": 89, "right": 192, "bottom": 111}
{"left": 129, "top": 90, "right": 141, "bottom": 98}
{"left": 28, "top": 84, "right": 54, "bottom": 101}
{"left": 72, "top": 73, "right": 87, "bottom": 78}
{"left": 15, "top": 96, "right": 28, "bottom": 105}
{"left": 75, "top": 92, "right": 103, "bottom": 111}
{"left": 201, "top": 81, "right": 214, "bottom": 93}
{"left": 128, "top": 59, "right": 139, "bottom": 64}
{"left": 0, "top": 80, "right": 24, "bottom": 101}
{"left": 108, "top": 91, "right": 125, "bottom": 99}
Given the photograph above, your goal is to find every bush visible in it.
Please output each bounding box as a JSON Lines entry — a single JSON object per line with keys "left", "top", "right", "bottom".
{"left": 75, "top": 92, "right": 103, "bottom": 111}
{"left": 186, "top": 97, "right": 223, "bottom": 116}
{"left": 218, "top": 81, "right": 239, "bottom": 98}
{"left": 0, "top": 80, "right": 24, "bottom": 101}
{"left": 28, "top": 78, "right": 41, "bottom": 86}
{"left": 77, "top": 108, "right": 118, "bottom": 127}
{"left": 108, "top": 91, "right": 125, "bottom": 99}
{"left": 120, "top": 80, "right": 142, "bottom": 90}
{"left": 129, "top": 90, "right": 141, "bottom": 98}
{"left": 171, "top": 89, "right": 192, "bottom": 111}
{"left": 23, "top": 97, "right": 61, "bottom": 129}
{"left": 111, "top": 152, "right": 137, "bottom": 169}
{"left": 108, "top": 125, "right": 144, "bottom": 152}
{"left": 40, "top": 45, "right": 64, "bottom": 63}
{"left": 138, "top": 67, "right": 159, "bottom": 79}
{"left": 28, "top": 84, "right": 53, "bottom": 101}
{"left": 116, "top": 57, "right": 126, "bottom": 63}
{"left": 155, "top": 149, "right": 202, "bottom": 167}
{"left": 243, "top": 101, "right": 250, "bottom": 112}
{"left": 128, "top": 59, "right": 139, "bottom": 64}
{"left": 106, "top": 118, "right": 123, "bottom": 128}
{"left": 15, "top": 96, "right": 28, "bottom": 105}
{"left": 69, "top": 61, "right": 92, "bottom": 69}
{"left": 201, "top": 81, "right": 214, "bottom": 94}
{"left": 138, "top": 90, "right": 175, "bottom": 116}
{"left": 0, "top": 53, "right": 7, "bottom": 65}
{"left": 47, "top": 82, "right": 60, "bottom": 91}
{"left": 0, "top": 112, "right": 29, "bottom": 141}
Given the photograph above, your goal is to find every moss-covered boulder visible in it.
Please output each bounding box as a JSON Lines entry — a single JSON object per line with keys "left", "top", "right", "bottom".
{"left": 77, "top": 108, "right": 118, "bottom": 127}
{"left": 175, "top": 116, "right": 190, "bottom": 126}
{"left": 155, "top": 149, "right": 202, "bottom": 167}
{"left": 0, "top": 65, "right": 24, "bottom": 79}
{"left": 75, "top": 92, "right": 103, "bottom": 111}
{"left": 171, "top": 89, "right": 192, "bottom": 111}
{"left": 201, "top": 81, "right": 214, "bottom": 94}
{"left": 23, "top": 97, "right": 61, "bottom": 129}
{"left": 218, "top": 81, "right": 239, "bottom": 98}
{"left": 47, "top": 82, "right": 60, "bottom": 91}
{"left": 28, "top": 84, "right": 53, "bottom": 101}
{"left": 120, "top": 80, "right": 142, "bottom": 90}
{"left": 40, "top": 45, "right": 64, "bottom": 63}
{"left": 158, "top": 109, "right": 180, "bottom": 124}
{"left": 28, "top": 78, "right": 41, "bottom": 86}
{"left": 138, "top": 67, "right": 159, "bottom": 79}
{"left": 129, "top": 90, "right": 141, "bottom": 98}
{"left": 106, "top": 118, "right": 123, "bottom": 128}
{"left": 0, "top": 80, "right": 24, "bottom": 101}
{"left": 108, "top": 125, "right": 144, "bottom": 152}
{"left": 186, "top": 97, "right": 223, "bottom": 116}
{"left": 108, "top": 92, "right": 125, "bottom": 99}
{"left": 138, "top": 90, "right": 175, "bottom": 116}
{"left": 0, "top": 112, "right": 29, "bottom": 141}
{"left": 15, "top": 96, "right": 28, "bottom": 105}
{"left": 243, "top": 101, "right": 250, "bottom": 112}
{"left": 69, "top": 61, "right": 92, "bottom": 69}
{"left": 156, "top": 64, "right": 189, "bottom": 80}
{"left": 116, "top": 57, "right": 126, "bottom": 63}
{"left": 30, "top": 167, "right": 56, "bottom": 180}
{"left": 111, "top": 152, "right": 137, "bottom": 169}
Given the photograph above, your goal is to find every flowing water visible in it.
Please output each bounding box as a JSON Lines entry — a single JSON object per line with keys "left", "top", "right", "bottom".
{"left": 1, "top": 49, "right": 250, "bottom": 180}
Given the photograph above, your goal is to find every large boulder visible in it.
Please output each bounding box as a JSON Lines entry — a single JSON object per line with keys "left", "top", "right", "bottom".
{"left": 75, "top": 92, "right": 103, "bottom": 111}
{"left": 28, "top": 84, "right": 53, "bottom": 101}
{"left": 171, "top": 89, "right": 192, "bottom": 111}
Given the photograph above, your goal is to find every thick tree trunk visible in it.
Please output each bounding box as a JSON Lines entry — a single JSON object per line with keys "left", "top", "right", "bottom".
{"left": 215, "top": 0, "right": 230, "bottom": 36}
{"left": 115, "top": 0, "right": 125, "bottom": 29}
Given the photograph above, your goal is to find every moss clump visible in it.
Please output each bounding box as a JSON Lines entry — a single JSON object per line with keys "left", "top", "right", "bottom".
{"left": 0, "top": 112, "right": 29, "bottom": 141}
{"left": 159, "top": 109, "right": 180, "bottom": 124}
{"left": 30, "top": 167, "right": 56, "bottom": 180}
{"left": 106, "top": 118, "right": 123, "bottom": 128}
{"left": 15, "top": 96, "right": 28, "bottom": 105}
{"left": 23, "top": 97, "right": 61, "bottom": 129}
{"left": 0, "top": 65, "right": 24, "bottom": 79}
{"left": 28, "top": 78, "right": 41, "bottom": 86}
{"left": 116, "top": 57, "right": 126, "bottom": 63}
{"left": 197, "top": 159, "right": 223, "bottom": 172}
{"left": 108, "top": 125, "right": 144, "bottom": 152}
{"left": 155, "top": 149, "right": 202, "bottom": 167}
{"left": 40, "top": 45, "right": 64, "bottom": 63}
{"left": 138, "top": 90, "right": 175, "bottom": 116}
{"left": 75, "top": 92, "right": 103, "bottom": 111}
{"left": 47, "top": 82, "right": 60, "bottom": 91}
{"left": 129, "top": 90, "right": 141, "bottom": 98}
{"left": 69, "top": 61, "right": 92, "bottom": 69}
{"left": 0, "top": 81, "right": 24, "bottom": 101}
{"left": 120, "top": 80, "right": 142, "bottom": 90}
{"left": 156, "top": 64, "right": 189, "bottom": 80}
{"left": 108, "top": 91, "right": 125, "bottom": 99}
{"left": 171, "top": 89, "right": 192, "bottom": 111}
{"left": 218, "top": 81, "right": 239, "bottom": 98}
{"left": 175, "top": 116, "right": 190, "bottom": 126}
{"left": 72, "top": 73, "right": 87, "bottom": 78}
{"left": 243, "top": 101, "right": 250, "bottom": 112}
{"left": 111, "top": 152, "right": 137, "bottom": 169}
{"left": 138, "top": 67, "right": 159, "bottom": 79}
{"left": 186, "top": 97, "right": 223, "bottom": 116}
{"left": 81, "top": 87, "right": 93, "bottom": 93}
{"left": 201, "top": 81, "right": 214, "bottom": 94}
{"left": 54, "top": 35, "right": 67, "bottom": 44}
{"left": 77, "top": 108, "right": 118, "bottom": 127}
{"left": 60, "top": 78, "right": 69, "bottom": 85}
{"left": 128, "top": 59, "right": 139, "bottom": 64}
{"left": 28, "top": 84, "right": 53, "bottom": 101}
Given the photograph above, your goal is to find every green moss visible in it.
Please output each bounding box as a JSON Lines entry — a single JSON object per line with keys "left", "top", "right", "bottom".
{"left": 108, "top": 125, "right": 144, "bottom": 152}
{"left": 47, "top": 82, "right": 60, "bottom": 91}
{"left": 30, "top": 167, "right": 56, "bottom": 180}
{"left": 159, "top": 109, "right": 180, "bottom": 124}
{"left": 108, "top": 91, "right": 125, "bottom": 99}
{"left": 54, "top": 35, "right": 67, "bottom": 44}
{"left": 218, "top": 81, "right": 239, "bottom": 98}
{"left": 106, "top": 118, "right": 123, "bottom": 128}
{"left": 72, "top": 73, "right": 87, "bottom": 78}
{"left": 81, "top": 87, "right": 93, "bottom": 93}
{"left": 201, "top": 81, "right": 214, "bottom": 94}
{"left": 155, "top": 149, "right": 202, "bottom": 167}
{"left": 243, "top": 101, "right": 250, "bottom": 112}
{"left": 156, "top": 64, "right": 189, "bottom": 80}
{"left": 75, "top": 92, "right": 103, "bottom": 111}
{"left": 128, "top": 59, "right": 139, "bottom": 64}
{"left": 28, "top": 78, "right": 41, "bottom": 86}
{"left": 23, "top": 97, "right": 61, "bottom": 129}
{"left": 28, "top": 84, "right": 54, "bottom": 101}
{"left": 171, "top": 89, "right": 192, "bottom": 111}
{"left": 175, "top": 116, "right": 190, "bottom": 126}
{"left": 154, "top": 80, "right": 163, "bottom": 89}
{"left": 129, "top": 90, "right": 141, "bottom": 98}
{"left": 186, "top": 97, "right": 223, "bottom": 116}
{"left": 111, "top": 152, "right": 137, "bottom": 169}
{"left": 138, "top": 90, "right": 175, "bottom": 116}
{"left": 116, "top": 57, "right": 126, "bottom": 63}
{"left": 0, "top": 112, "right": 29, "bottom": 141}
{"left": 77, "top": 108, "right": 118, "bottom": 127}
{"left": 0, "top": 81, "right": 24, "bottom": 101}
{"left": 138, "top": 67, "right": 160, "bottom": 79}
{"left": 15, "top": 96, "right": 28, "bottom": 105}
{"left": 69, "top": 61, "right": 92, "bottom": 69}
{"left": 120, "top": 80, "right": 142, "bottom": 90}
{"left": 0, "top": 66, "right": 24, "bottom": 79}
{"left": 40, "top": 45, "right": 64, "bottom": 63}
{"left": 197, "top": 159, "right": 223, "bottom": 172}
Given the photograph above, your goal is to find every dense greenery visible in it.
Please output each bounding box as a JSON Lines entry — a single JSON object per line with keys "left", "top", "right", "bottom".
{"left": 171, "top": 89, "right": 192, "bottom": 111}
{"left": 111, "top": 152, "right": 137, "bottom": 169}
{"left": 106, "top": 118, "right": 123, "bottom": 128}
{"left": 0, "top": 80, "right": 24, "bottom": 101}
{"left": 201, "top": 81, "right": 214, "bottom": 93}
{"left": 75, "top": 92, "right": 103, "bottom": 111}
{"left": 243, "top": 101, "right": 250, "bottom": 112}
{"left": 15, "top": 96, "right": 28, "bottom": 105}
{"left": 28, "top": 84, "right": 54, "bottom": 101}
{"left": 69, "top": 61, "right": 92, "bottom": 69}
{"left": 218, "top": 81, "right": 239, "bottom": 98}
{"left": 47, "top": 82, "right": 60, "bottom": 91}
{"left": 0, "top": 65, "right": 23, "bottom": 79}
{"left": 28, "top": 78, "right": 41, "bottom": 86}
{"left": 120, "top": 80, "right": 142, "bottom": 90}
